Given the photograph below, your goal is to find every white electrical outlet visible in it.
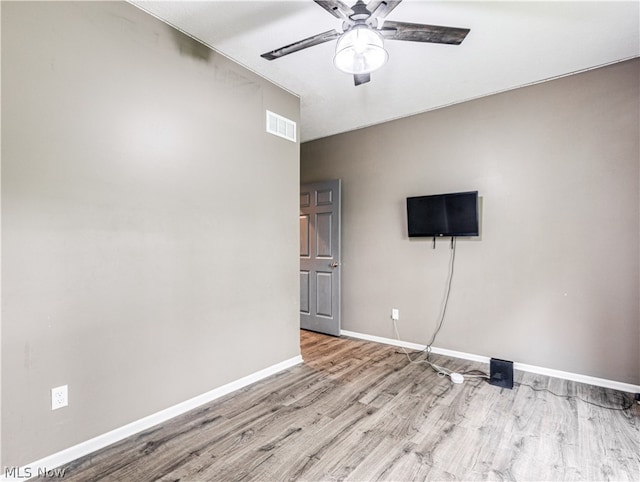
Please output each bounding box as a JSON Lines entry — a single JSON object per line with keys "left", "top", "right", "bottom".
{"left": 51, "top": 385, "right": 68, "bottom": 410}
{"left": 391, "top": 308, "right": 399, "bottom": 320}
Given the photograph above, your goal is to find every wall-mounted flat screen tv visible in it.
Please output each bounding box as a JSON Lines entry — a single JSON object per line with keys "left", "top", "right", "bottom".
{"left": 407, "top": 191, "right": 479, "bottom": 237}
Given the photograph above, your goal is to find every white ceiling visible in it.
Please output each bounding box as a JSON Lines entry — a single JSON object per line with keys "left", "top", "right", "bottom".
{"left": 132, "top": 1, "right": 640, "bottom": 142}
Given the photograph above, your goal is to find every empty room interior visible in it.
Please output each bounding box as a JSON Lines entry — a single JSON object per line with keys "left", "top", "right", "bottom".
{"left": 1, "top": 1, "right": 639, "bottom": 481}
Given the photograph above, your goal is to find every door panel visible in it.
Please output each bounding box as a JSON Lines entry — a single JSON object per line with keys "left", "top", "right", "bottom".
{"left": 300, "top": 271, "right": 310, "bottom": 314}
{"left": 300, "top": 179, "right": 341, "bottom": 336}
{"left": 300, "top": 215, "right": 310, "bottom": 257}
{"left": 316, "top": 189, "right": 333, "bottom": 205}
{"left": 316, "top": 271, "right": 333, "bottom": 317}
{"left": 315, "top": 212, "right": 333, "bottom": 258}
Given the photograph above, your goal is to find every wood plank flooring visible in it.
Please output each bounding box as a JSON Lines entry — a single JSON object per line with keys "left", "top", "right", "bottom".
{"left": 47, "top": 330, "right": 639, "bottom": 481}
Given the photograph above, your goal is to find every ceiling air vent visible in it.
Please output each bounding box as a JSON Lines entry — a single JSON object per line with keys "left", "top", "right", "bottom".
{"left": 266, "top": 110, "right": 297, "bottom": 143}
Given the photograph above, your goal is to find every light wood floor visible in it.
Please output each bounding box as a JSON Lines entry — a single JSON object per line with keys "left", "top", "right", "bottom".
{"left": 51, "top": 330, "right": 639, "bottom": 481}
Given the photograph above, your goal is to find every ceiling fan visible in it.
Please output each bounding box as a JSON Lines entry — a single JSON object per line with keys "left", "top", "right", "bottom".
{"left": 260, "top": 0, "right": 470, "bottom": 86}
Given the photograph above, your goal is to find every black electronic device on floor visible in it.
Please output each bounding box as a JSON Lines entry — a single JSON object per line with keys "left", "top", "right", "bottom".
{"left": 489, "top": 358, "right": 514, "bottom": 389}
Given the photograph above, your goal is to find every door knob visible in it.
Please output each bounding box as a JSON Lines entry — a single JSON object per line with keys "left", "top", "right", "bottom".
{"left": 330, "top": 262, "right": 339, "bottom": 268}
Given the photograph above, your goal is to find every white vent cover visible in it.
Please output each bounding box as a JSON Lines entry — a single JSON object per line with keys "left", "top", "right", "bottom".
{"left": 266, "top": 110, "right": 297, "bottom": 143}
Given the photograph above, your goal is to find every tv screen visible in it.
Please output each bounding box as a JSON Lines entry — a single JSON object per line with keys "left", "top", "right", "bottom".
{"left": 407, "top": 191, "right": 479, "bottom": 237}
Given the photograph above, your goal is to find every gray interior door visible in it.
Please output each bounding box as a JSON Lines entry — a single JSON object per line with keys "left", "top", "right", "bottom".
{"left": 300, "top": 180, "right": 341, "bottom": 336}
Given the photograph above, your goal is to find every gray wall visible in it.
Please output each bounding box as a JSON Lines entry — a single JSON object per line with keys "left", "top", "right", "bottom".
{"left": 2, "top": 1, "right": 300, "bottom": 467}
{"left": 301, "top": 59, "right": 640, "bottom": 385}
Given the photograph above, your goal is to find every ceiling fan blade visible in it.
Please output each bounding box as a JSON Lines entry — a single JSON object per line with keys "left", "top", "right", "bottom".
{"left": 261, "top": 29, "right": 342, "bottom": 60}
{"left": 380, "top": 20, "right": 470, "bottom": 45}
{"left": 366, "top": 0, "right": 402, "bottom": 23}
{"left": 354, "top": 73, "right": 371, "bottom": 86}
{"left": 314, "top": 0, "right": 354, "bottom": 20}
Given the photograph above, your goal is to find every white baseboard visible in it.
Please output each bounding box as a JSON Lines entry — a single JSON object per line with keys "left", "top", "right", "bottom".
{"left": 341, "top": 330, "right": 427, "bottom": 352}
{"left": 2, "top": 355, "right": 303, "bottom": 482}
{"left": 340, "top": 329, "right": 640, "bottom": 393}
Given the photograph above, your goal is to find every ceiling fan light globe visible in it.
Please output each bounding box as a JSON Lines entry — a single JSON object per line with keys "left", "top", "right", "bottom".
{"left": 334, "top": 27, "right": 388, "bottom": 75}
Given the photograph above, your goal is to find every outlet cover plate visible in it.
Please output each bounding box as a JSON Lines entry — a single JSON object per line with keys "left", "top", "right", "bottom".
{"left": 51, "top": 385, "right": 68, "bottom": 410}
